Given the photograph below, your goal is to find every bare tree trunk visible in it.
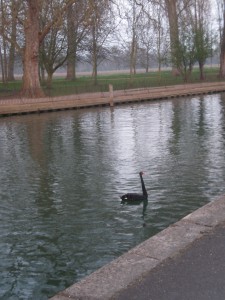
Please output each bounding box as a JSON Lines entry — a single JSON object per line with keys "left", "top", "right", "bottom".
{"left": 0, "top": 45, "right": 5, "bottom": 83}
{"left": 21, "top": 0, "right": 44, "bottom": 97}
{"left": 0, "top": 0, "right": 8, "bottom": 83}
{"left": 39, "top": 42, "right": 46, "bottom": 82}
{"left": 165, "top": 0, "right": 180, "bottom": 75}
{"left": 7, "top": 0, "right": 18, "bottom": 81}
{"left": 130, "top": 35, "right": 137, "bottom": 75}
{"left": 92, "top": 47, "right": 98, "bottom": 85}
{"left": 3, "top": 39, "right": 8, "bottom": 81}
{"left": 66, "top": 4, "right": 76, "bottom": 80}
{"left": 91, "top": 24, "right": 98, "bottom": 85}
{"left": 145, "top": 59, "right": 149, "bottom": 73}
{"left": 47, "top": 72, "right": 53, "bottom": 88}
{"left": 8, "top": 43, "right": 15, "bottom": 81}
{"left": 39, "top": 64, "right": 45, "bottom": 82}
{"left": 158, "top": 52, "right": 162, "bottom": 73}
{"left": 219, "top": 0, "right": 225, "bottom": 78}
{"left": 199, "top": 62, "right": 205, "bottom": 80}
{"left": 8, "top": 43, "right": 16, "bottom": 81}
{"left": 0, "top": 0, "right": 4, "bottom": 83}
{"left": 129, "top": 0, "right": 138, "bottom": 76}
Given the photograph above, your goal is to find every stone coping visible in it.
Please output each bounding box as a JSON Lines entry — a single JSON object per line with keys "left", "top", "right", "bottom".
{"left": 50, "top": 194, "right": 225, "bottom": 300}
{"left": 1, "top": 82, "right": 225, "bottom": 117}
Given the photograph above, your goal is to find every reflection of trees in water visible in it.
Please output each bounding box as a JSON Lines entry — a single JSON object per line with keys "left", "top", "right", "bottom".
{"left": 26, "top": 115, "right": 59, "bottom": 217}
{"left": 169, "top": 100, "right": 181, "bottom": 155}
{"left": 169, "top": 96, "right": 212, "bottom": 154}
{"left": 168, "top": 95, "right": 225, "bottom": 204}
{"left": 196, "top": 96, "right": 206, "bottom": 137}
{"left": 25, "top": 114, "right": 81, "bottom": 296}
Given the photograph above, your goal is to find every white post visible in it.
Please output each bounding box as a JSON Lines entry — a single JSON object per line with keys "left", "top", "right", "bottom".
{"left": 109, "top": 84, "right": 114, "bottom": 107}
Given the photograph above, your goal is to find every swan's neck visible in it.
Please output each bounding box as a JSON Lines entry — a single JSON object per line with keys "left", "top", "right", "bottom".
{"left": 140, "top": 174, "right": 148, "bottom": 197}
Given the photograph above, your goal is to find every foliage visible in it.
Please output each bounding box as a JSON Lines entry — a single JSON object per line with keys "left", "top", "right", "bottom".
{"left": 0, "top": 0, "right": 223, "bottom": 97}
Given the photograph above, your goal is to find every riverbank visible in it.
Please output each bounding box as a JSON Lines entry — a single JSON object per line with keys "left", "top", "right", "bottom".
{"left": 50, "top": 194, "right": 225, "bottom": 299}
{"left": 0, "top": 81, "right": 225, "bottom": 117}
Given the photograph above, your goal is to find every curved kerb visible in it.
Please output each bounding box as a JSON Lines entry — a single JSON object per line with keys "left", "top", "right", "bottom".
{"left": 50, "top": 194, "right": 225, "bottom": 300}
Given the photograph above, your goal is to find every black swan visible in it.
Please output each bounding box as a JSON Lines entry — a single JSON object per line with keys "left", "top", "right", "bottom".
{"left": 120, "top": 171, "right": 148, "bottom": 204}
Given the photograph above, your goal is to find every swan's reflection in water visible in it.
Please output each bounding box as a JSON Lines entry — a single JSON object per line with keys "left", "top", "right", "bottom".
{"left": 142, "top": 198, "right": 148, "bottom": 226}
{"left": 121, "top": 198, "right": 148, "bottom": 227}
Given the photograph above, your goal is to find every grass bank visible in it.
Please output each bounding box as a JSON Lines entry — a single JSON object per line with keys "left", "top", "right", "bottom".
{"left": 0, "top": 67, "right": 222, "bottom": 99}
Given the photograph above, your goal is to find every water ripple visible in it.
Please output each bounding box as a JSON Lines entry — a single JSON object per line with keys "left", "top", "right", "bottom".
{"left": 1, "top": 94, "right": 225, "bottom": 299}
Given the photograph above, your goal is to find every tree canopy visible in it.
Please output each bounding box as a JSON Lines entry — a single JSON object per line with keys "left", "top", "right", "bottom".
{"left": 0, "top": 0, "right": 223, "bottom": 97}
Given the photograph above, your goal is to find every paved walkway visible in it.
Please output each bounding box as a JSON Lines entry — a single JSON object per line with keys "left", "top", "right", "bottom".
{"left": 113, "top": 222, "right": 225, "bottom": 300}
{"left": 50, "top": 195, "right": 225, "bottom": 300}
{"left": 1, "top": 81, "right": 225, "bottom": 116}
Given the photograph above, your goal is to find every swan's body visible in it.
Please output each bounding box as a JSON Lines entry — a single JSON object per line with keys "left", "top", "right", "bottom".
{"left": 120, "top": 171, "right": 148, "bottom": 204}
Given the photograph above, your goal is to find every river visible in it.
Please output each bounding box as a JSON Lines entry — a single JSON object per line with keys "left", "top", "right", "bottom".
{"left": 1, "top": 93, "right": 225, "bottom": 299}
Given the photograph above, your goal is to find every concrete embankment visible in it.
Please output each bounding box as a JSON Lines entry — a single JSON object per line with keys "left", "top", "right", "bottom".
{"left": 1, "top": 81, "right": 225, "bottom": 117}
{"left": 50, "top": 194, "right": 225, "bottom": 300}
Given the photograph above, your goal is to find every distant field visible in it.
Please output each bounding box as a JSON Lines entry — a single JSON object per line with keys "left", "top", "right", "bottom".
{"left": 0, "top": 67, "right": 222, "bottom": 99}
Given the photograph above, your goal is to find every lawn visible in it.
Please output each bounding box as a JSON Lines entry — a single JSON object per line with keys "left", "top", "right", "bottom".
{"left": 0, "top": 67, "right": 222, "bottom": 99}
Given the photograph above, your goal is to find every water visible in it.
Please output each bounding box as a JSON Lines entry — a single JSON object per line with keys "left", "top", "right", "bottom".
{"left": 1, "top": 93, "right": 225, "bottom": 299}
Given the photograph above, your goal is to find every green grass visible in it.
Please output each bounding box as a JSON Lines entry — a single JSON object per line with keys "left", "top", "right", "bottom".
{"left": 0, "top": 67, "right": 223, "bottom": 99}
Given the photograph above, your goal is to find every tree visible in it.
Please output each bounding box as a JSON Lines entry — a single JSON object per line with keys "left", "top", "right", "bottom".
{"left": 219, "top": 0, "right": 225, "bottom": 77}
{"left": 148, "top": 2, "right": 170, "bottom": 72}
{"left": 128, "top": 0, "right": 142, "bottom": 75}
{"left": 39, "top": 0, "right": 68, "bottom": 88}
{"left": 164, "top": 0, "right": 213, "bottom": 81}
{"left": 41, "top": 29, "right": 68, "bottom": 88}
{"left": 108, "top": 46, "right": 130, "bottom": 70}
{"left": 66, "top": 1, "right": 90, "bottom": 80}
{"left": 21, "top": 0, "right": 44, "bottom": 97}
{"left": 0, "top": 0, "right": 9, "bottom": 83}
{"left": 163, "top": 0, "right": 195, "bottom": 80}
{"left": 66, "top": 3, "right": 76, "bottom": 80}
{"left": 83, "top": 0, "right": 115, "bottom": 84}
{"left": 176, "top": 15, "right": 196, "bottom": 81}
{"left": 134, "top": 0, "right": 170, "bottom": 72}
{"left": 165, "top": 0, "right": 180, "bottom": 75}
{"left": 7, "top": 0, "right": 21, "bottom": 81}
{"left": 127, "top": 0, "right": 144, "bottom": 75}
{"left": 21, "top": 0, "right": 76, "bottom": 98}
{"left": 192, "top": 0, "right": 213, "bottom": 80}
{"left": 119, "top": 0, "right": 143, "bottom": 75}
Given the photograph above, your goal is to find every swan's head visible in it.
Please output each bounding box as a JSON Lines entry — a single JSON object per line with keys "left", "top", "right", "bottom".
{"left": 139, "top": 171, "right": 144, "bottom": 176}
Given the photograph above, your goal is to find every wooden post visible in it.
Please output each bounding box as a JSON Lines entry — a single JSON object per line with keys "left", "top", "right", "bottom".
{"left": 109, "top": 84, "right": 114, "bottom": 107}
